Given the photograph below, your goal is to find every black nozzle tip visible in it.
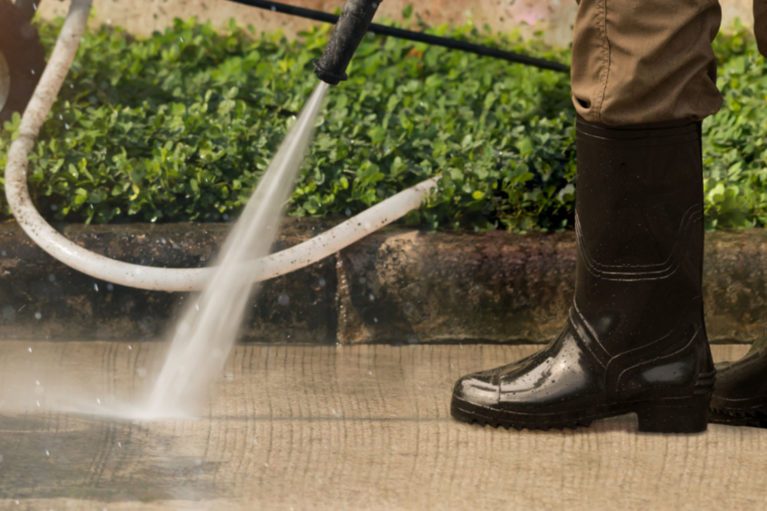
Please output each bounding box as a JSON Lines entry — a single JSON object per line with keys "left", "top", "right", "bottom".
{"left": 312, "top": 59, "right": 348, "bottom": 85}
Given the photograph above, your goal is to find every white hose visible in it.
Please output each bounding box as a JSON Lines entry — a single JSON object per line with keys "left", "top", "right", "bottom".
{"left": 4, "top": 0, "right": 438, "bottom": 292}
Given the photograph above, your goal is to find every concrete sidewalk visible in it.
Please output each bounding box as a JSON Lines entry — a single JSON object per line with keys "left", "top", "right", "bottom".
{"left": 0, "top": 341, "right": 765, "bottom": 510}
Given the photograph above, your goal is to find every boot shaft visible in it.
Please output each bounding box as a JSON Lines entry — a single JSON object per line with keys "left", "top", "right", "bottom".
{"left": 573, "top": 117, "right": 708, "bottom": 372}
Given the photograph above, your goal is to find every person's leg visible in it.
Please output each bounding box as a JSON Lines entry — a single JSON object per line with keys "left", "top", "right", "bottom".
{"left": 754, "top": 0, "right": 767, "bottom": 57}
{"left": 707, "top": 0, "right": 767, "bottom": 428}
{"left": 450, "top": 0, "right": 722, "bottom": 432}
{"left": 571, "top": 0, "right": 722, "bottom": 124}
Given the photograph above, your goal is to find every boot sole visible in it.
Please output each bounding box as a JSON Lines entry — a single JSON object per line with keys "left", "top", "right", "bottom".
{"left": 709, "top": 406, "right": 767, "bottom": 428}
{"left": 451, "top": 394, "right": 710, "bottom": 433}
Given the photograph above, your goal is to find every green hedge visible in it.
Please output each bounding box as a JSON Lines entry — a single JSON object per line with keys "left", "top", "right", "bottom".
{"left": 0, "top": 15, "right": 765, "bottom": 231}
{"left": 704, "top": 23, "right": 767, "bottom": 229}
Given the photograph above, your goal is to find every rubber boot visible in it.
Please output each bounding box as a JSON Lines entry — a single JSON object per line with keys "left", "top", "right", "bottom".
{"left": 709, "top": 344, "right": 767, "bottom": 427}
{"left": 450, "top": 117, "right": 715, "bottom": 433}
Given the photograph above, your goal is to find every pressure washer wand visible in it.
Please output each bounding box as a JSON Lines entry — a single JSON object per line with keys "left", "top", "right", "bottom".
{"left": 313, "top": 0, "right": 382, "bottom": 85}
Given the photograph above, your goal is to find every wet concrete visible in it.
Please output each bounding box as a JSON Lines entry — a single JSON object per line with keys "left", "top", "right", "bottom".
{"left": 0, "top": 341, "right": 765, "bottom": 509}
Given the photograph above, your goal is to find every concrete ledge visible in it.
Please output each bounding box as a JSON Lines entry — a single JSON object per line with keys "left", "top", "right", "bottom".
{"left": 1, "top": 220, "right": 766, "bottom": 344}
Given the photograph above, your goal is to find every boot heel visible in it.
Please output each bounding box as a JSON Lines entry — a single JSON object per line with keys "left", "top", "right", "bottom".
{"left": 636, "top": 396, "right": 709, "bottom": 433}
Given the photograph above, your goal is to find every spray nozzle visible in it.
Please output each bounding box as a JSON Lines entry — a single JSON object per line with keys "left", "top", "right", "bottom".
{"left": 313, "top": 0, "right": 382, "bottom": 85}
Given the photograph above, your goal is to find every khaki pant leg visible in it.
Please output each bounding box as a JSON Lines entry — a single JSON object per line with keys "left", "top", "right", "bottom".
{"left": 571, "top": 0, "right": 723, "bottom": 125}
{"left": 755, "top": 0, "right": 767, "bottom": 56}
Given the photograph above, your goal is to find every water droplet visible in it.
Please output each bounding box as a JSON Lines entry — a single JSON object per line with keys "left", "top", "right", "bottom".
{"left": 50, "top": 204, "right": 58, "bottom": 212}
{"left": 27, "top": 347, "right": 33, "bottom": 353}
{"left": 2, "top": 306, "right": 14, "bottom": 321}
{"left": 30, "top": 68, "right": 35, "bottom": 76}
{"left": 35, "top": 380, "right": 40, "bottom": 386}
{"left": 106, "top": 283, "right": 114, "bottom": 291}
{"left": 34, "top": 312, "right": 42, "bottom": 320}
{"left": 373, "top": 317, "right": 378, "bottom": 323}
{"left": 344, "top": 208, "right": 352, "bottom": 216}
{"left": 179, "top": 36, "right": 184, "bottom": 43}
{"left": 116, "top": 441, "right": 122, "bottom": 448}
{"left": 368, "top": 293, "right": 375, "bottom": 302}
{"left": 45, "top": 449, "right": 50, "bottom": 457}
{"left": 318, "top": 278, "right": 326, "bottom": 287}
{"left": 64, "top": 122, "right": 70, "bottom": 130}
{"left": 127, "top": 344, "right": 133, "bottom": 351}
{"left": 96, "top": 398, "right": 101, "bottom": 406}
{"left": 47, "top": 274, "right": 56, "bottom": 282}
{"left": 277, "top": 293, "right": 290, "bottom": 306}
{"left": 368, "top": 370, "right": 373, "bottom": 376}
{"left": 93, "top": 283, "right": 99, "bottom": 292}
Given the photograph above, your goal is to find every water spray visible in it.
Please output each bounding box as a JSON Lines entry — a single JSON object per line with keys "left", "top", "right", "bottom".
{"left": 4, "top": 0, "right": 436, "bottom": 293}
{"left": 148, "top": 0, "right": 401, "bottom": 415}
{"left": 2, "top": 0, "right": 434, "bottom": 418}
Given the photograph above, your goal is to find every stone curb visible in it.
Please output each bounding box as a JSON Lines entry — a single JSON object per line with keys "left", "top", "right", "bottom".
{"left": 1, "top": 221, "right": 765, "bottom": 344}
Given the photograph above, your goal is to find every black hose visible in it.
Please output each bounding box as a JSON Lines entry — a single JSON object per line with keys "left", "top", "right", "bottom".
{"left": 225, "top": 0, "right": 570, "bottom": 73}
